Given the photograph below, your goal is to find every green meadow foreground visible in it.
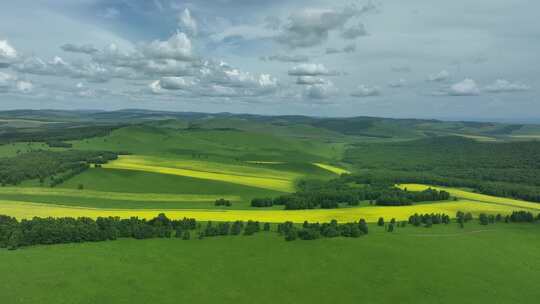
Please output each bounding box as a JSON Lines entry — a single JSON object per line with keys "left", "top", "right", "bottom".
{"left": 1, "top": 223, "right": 539, "bottom": 304}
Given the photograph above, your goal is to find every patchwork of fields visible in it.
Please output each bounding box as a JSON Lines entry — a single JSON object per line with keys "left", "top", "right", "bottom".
{"left": 0, "top": 153, "right": 538, "bottom": 222}
{"left": 103, "top": 155, "right": 300, "bottom": 192}
{"left": 1, "top": 194, "right": 538, "bottom": 223}
{"left": 0, "top": 124, "right": 538, "bottom": 224}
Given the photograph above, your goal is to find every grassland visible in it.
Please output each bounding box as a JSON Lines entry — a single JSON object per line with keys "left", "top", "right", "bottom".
{"left": 1, "top": 223, "right": 539, "bottom": 304}
{"left": 69, "top": 125, "right": 345, "bottom": 162}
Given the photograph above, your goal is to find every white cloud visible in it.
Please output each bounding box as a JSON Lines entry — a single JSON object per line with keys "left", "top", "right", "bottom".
{"left": 141, "top": 31, "right": 193, "bottom": 61}
{"left": 303, "top": 81, "right": 338, "bottom": 100}
{"left": 275, "top": 3, "right": 377, "bottom": 48}
{"left": 142, "top": 59, "right": 193, "bottom": 77}
{"left": 0, "top": 40, "right": 17, "bottom": 63}
{"left": 16, "top": 80, "right": 33, "bottom": 93}
{"left": 288, "top": 63, "right": 330, "bottom": 76}
{"left": 0, "top": 72, "right": 16, "bottom": 91}
{"left": 13, "top": 55, "right": 123, "bottom": 83}
{"left": 485, "top": 79, "right": 530, "bottom": 93}
{"left": 158, "top": 76, "right": 194, "bottom": 90}
{"left": 296, "top": 76, "right": 326, "bottom": 85}
{"left": 448, "top": 78, "right": 480, "bottom": 96}
{"left": 428, "top": 70, "right": 450, "bottom": 82}
{"left": 0, "top": 72, "right": 33, "bottom": 94}
{"left": 351, "top": 84, "right": 381, "bottom": 97}
{"left": 178, "top": 9, "right": 197, "bottom": 36}
{"left": 149, "top": 59, "right": 279, "bottom": 98}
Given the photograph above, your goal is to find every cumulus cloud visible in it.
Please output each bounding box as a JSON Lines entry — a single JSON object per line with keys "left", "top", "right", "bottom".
{"left": 61, "top": 43, "right": 98, "bottom": 54}
{"left": 13, "top": 55, "right": 131, "bottom": 83}
{"left": 155, "top": 76, "right": 194, "bottom": 90}
{"left": 288, "top": 63, "right": 332, "bottom": 76}
{"left": 260, "top": 54, "right": 309, "bottom": 63}
{"left": 351, "top": 84, "right": 381, "bottom": 97}
{"left": 0, "top": 40, "right": 17, "bottom": 64}
{"left": 427, "top": 70, "right": 450, "bottom": 82}
{"left": 275, "top": 3, "right": 377, "bottom": 48}
{"left": 0, "top": 72, "right": 33, "bottom": 94}
{"left": 16, "top": 80, "right": 33, "bottom": 93}
{"left": 296, "top": 76, "right": 326, "bottom": 85}
{"left": 388, "top": 79, "right": 406, "bottom": 88}
{"left": 485, "top": 79, "right": 530, "bottom": 93}
{"left": 341, "top": 23, "right": 368, "bottom": 39}
{"left": 141, "top": 31, "right": 193, "bottom": 61}
{"left": 303, "top": 81, "right": 338, "bottom": 100}
{"left": 178, "top": 8, "right": 197, "bottom": 36}
{"left": 150, "top": 60, "right": 279, "bottom": 98}
{"left": 0, "top": 72, "right": 16, "bottom": 91}
{"left": 448, "top": 78, "right": 480, "bottom": 96}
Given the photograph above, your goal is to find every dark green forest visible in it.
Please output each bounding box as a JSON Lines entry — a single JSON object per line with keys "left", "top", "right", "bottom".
{"left": 345, "top": 136, "right": 540, "bottom": 202}
{"left": 0, "top": 150, "right": 118, "bottom": 186}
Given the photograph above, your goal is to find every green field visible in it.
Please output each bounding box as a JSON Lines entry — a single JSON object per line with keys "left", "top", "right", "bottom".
{"left": 1, "top": 223, "right": 539, "bottom": 304}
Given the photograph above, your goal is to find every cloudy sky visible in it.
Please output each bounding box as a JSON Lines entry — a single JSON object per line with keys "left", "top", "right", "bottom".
{"left": 0, "top": 0, "right": 538, "bottom": 121}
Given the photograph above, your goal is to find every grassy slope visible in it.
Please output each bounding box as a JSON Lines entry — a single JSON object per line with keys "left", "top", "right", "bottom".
{"left": 1, "top": 223, "right": 539, "bottom": 304}
{"left": 102, "top": 155, "right": 301, "bottom": 192}
{"left": 69, "top": 125, "right": 344, "bottom": 162}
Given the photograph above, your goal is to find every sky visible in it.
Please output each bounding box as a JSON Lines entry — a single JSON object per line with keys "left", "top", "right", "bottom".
{"left": 0, "top": 0, "right": 539, "bottom": 121}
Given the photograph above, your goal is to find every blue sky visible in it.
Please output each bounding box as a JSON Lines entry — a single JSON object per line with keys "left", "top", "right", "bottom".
{"left": 0, "top": 0, "right": 538, "bottom": 121}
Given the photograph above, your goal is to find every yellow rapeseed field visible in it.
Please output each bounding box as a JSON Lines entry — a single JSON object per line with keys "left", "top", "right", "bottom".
{"left": 104, "top": 155, "right": 296, "bottom": 192}
{"left": 398, "top": 184, "right": 540, "bottom": 211}
{"left": 312, "top": 163, "right": 351, "bottom": 175}
{"left": 0, "top": 187, "right": 240, "bottom": 202}
{"left": 0, "top": 198, "right": 529, "bottom": 223}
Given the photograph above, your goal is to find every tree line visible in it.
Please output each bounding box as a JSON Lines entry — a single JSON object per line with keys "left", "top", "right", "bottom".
{"left": 0, "top": 124, "right": 124, "bottom": 145}
{"left": 0, "top": 150, "right": 118, "bottom": 186}
{"left": 0, "top": 214, "right": 196, "bottom": 250}
{"left": 251, "top": 177, "right": 450, "bottom": 210}
{"left": 3, "top": 210, "right": 539, "bottom": 250}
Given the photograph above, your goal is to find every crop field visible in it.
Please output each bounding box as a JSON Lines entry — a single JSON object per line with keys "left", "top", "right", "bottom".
{"left": 1, "top": 223, "right": 540, "bottom": 304}
{"left": 399, "top": 184, "right": 540, "bottom": 211}
{"left": 312, "top": 162, "right": 351, "bottom": 175}
{"left": 103, "top": 155, "right": 298, "bottom": 192}
{"left": 1, "top": 195, "right": 536, "bottom": 224}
